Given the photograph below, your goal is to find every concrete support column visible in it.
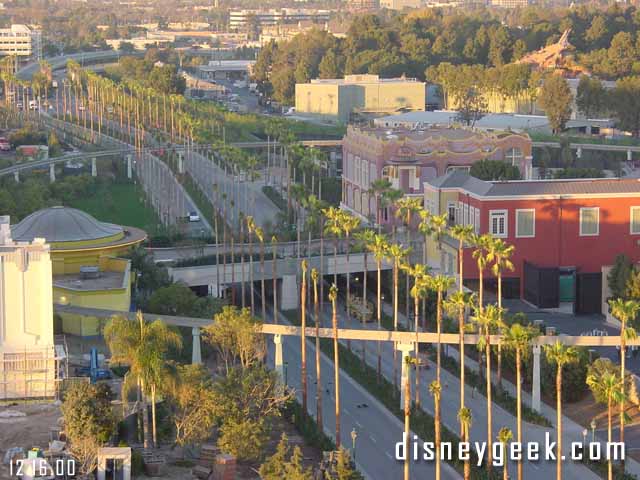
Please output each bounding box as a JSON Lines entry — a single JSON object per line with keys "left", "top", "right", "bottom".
{"left": 126, "top": 154, "right": 133, "bottom": 179}
{"left": 91, "top": 157, "right": 97, "bottom": 177}
{"left": 191, "top": 327, "right": 202, "bottom": 365}
{"left": 49, "top": 163, "right": 55, "bottom": 182}
{"left": 531, "top": 344, "right": 541, "bottom": 413}
{"left": 208, "top": 283, "right": 222, "bottom": 298}
{"left": 177, "top": 151, "right": 184, "bottom": 174}
{"left": 628, "top": 150, "right": 633, "bottom": 162}
{"left": 576, "top": 147, "right": 582, "bottom": 159}
{"left": 397, "top": 342, "right": 414, "bottom": 410}
{"left": 280, "top": 274, "right": 299, "bottom": 310}
{"left": 97, "top": 458, "right": 106, "bottom": 480}
{"left": 274, "top": 334, "right": 284, "bottom": 380}
{"left": 122, "top": 458, "right": 131, "bottom": 480}
{"left": 13, "top": 171, "right": 19, "bottom": 183}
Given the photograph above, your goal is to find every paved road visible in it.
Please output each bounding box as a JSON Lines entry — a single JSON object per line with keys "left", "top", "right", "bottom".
{"left": 266, "top": 306, "right": 460, "bottom": 480}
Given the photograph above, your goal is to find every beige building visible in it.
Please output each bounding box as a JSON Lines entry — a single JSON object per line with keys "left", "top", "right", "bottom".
{"left": 295, "top": 74, "right": 426, "bottom": 123}
{"left": 0, "top": 24, "right": 41, "bottom": 60}
{"left": 380, "top": 0, "right": 422, "bottom": 9}
{"left": 0, "top": 216, "right": 62, "bottom": 399}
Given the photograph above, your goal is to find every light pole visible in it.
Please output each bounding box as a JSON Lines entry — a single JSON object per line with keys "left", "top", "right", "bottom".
{"left": 351, "top": 428, "right": 358, "bottom": 463}
{"left": 582, "top": 428, "right": 588, "bottom": 448}
{"left": 590, "top": 419, "right": 597, "bottom": 443}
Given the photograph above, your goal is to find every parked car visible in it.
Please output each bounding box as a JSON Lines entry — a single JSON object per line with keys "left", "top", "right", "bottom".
{"left": 28, "top": 100, "right": 38, "bottom": 110}
{"left": 0, "top": 137, "right": 11, "bottom": 151}
{"left": 188, "top": 211, "right": 200, "bottom": 222}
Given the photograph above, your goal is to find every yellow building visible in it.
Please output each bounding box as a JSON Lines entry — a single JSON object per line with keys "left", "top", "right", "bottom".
{"left": 11, "top": 207, "right": 147, "bottom": 335}
{"left": 295, "top": 74, "right": 426, "bottom": 123}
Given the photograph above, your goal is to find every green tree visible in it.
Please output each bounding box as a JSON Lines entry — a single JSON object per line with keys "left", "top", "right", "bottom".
{"left": 61, "top": 382, "right": 114, "bottom": 444}
{"left": 576, "top": 75, "right": 607, "bottom": 119}
{"left": 146, "top": 282, "right": 222, "bottom": 318}
{"left": 608, "top": 254, "right": 634, "bottom": 300}
{"left": 611, "top": 76, "right": 640, "bottom": 137}
{"left": 260, "top": 433, "right": 289, "bottom": 479}
{"left": 470, "top": 159, "right": 520, "bottom": 181}
{"left": 319, "top": 49, "right": 341, "bottom": 79}
{"left": 538, "top": 75, "right": 572, "bottom": 134}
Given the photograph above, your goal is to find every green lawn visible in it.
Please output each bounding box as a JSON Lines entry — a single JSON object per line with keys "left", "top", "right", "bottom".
{"left": 69, "top": 182, "right": 161, "bottom": 233}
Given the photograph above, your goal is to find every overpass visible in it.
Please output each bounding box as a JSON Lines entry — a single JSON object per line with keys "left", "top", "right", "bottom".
{"left": 168, "top": 252, "right": 392, "bottom": 309}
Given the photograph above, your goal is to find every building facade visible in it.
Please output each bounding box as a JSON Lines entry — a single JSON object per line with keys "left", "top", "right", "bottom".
{"left": 424, "top": 171, "right": 640, "bottom": 313}
{"left": 380, "top": 0, "right": 423, "bottom": 9}
{"left": 229, "top": 9, "right": 331, "bottom": 30}
{"left": 341, "top": 126, "right": 532, "bottom": 223}
{"left": 295, "top": 74, "right": 426, "bottom": 122}
{"left": 0, "top": 24, "right": 41, "bottom": 60}
{"left": 0, "top": 216, "right": 60, "bottom": 399}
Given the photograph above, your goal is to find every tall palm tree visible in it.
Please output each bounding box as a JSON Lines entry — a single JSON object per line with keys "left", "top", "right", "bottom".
{"left": 545, "top": 341, "right": 579, "bottom": 480}
{"left": 609, "top": 297, "right": 640, "bottom": 455}
{"left": 395, "top": 197, "right": 423, "bottom": 327}
{"left": 311, "top": 268, "right": 323, "bottom": 429}
{"left": 497, "top": 427, "right": 513, "bottom": 480}
{"left": 449, "top": 224, "right": 474, "bottom": 293}
{"left": 471, "top": 234, "right": 491, "bottom": 314}
{"left": 444, "top": 291, "right": 476, "bottom": 438}
{"left": 300, "top": 259, "right": 308, "bottom": 415}
{"left": 104, "top": 312, "right": 182, "bottom": 449}
{"left": 504, "top": 322, "right": 537, "bottom": 480}
{"left": 246, "top": 216, "right": 256, "bottom": 316}
{"left": 340, "top": 212, "right": 361, "bottom": 341}
{"left": 487, "top": 238, "right": 515, "bottom": 390}
{"left": 355, "top": 229, "right": 376, "bottom": 364}
{"left": 255, "top": 226, "right": 266, "bottom": 322}
{"left": 403, "top": 262, "right": 430, "bottom": 407}
{"left": 587, "top": 371, "right": 626, "bottom": 480}
{"left": 431, "top": 275, "right": 455, "bottom": 385}
{"left": 329, "top": 284, "right": 341, "bottom": 448}
{"left": 429, "top": 380, "right": 442, "bottom": 480}
{"left": 323, "top": 206, "right": 343, "bottom": 287}
{"left": 386, "top": 242, "right": 411, "bottom": 389}
{"left": 471, "top": 303, "right": 503, "bottom": 468}
{"left": 458, "top": 407, "right": 473, "bottom": 480}
{"left": 368, "top": 233, "right": 389, "bottom": 380}
{"left": 368, "top": 178, "right": 393, "bottom": 232}
{"left": 404, "top": 355, "right": 412, "bottom": 480}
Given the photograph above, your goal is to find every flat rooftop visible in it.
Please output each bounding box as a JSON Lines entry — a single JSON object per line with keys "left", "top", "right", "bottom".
{"left": 348, "top": 125, "right": 524, "bottom": 143}
{"left": 53, "top": 271, "right": 126, "bottom": 291}
{"left": 309, "top": 74, "right": 423, "bottom": 86}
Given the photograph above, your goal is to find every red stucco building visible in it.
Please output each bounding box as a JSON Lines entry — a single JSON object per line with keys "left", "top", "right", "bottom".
{"left": 425, "top": 171, "right": 640, "bottom": 313}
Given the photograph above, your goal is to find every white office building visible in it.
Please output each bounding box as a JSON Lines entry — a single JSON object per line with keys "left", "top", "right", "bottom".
{"left": 0, "top": 24, "right": 41, "bottom": 61}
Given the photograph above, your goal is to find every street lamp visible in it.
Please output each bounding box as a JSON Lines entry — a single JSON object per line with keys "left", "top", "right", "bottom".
{"left": 582, "top": 429, "right": 588, "bottom": 448}
{"left": 351, "top": 428, "right": 358, "bottom": 463}
{"left": 590, "top": 419, "right": 597, "bottom": 443}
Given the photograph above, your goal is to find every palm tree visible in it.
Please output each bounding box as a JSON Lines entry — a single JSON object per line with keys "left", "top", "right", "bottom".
{"left": 431, "top": 275, "right": 455, "bottom": 385}
{"left": 329, "top": 284, "right": 341, "bottom": 448}
{"left": 246, "top": 216, "right": 256, "bottom": 316}
{"left": 458, "top": 407, "right": 473, "bottom": 480}
{"left": 471, "top": 303, "right": 503, "bottom": 468}
{"left": 429, "top": 380, "right": 442, "bottom": 480}
{"left": 395, "top": 197, "right": 422, "bottom": 327}
{"left": 497, "top": 427, "right": 513, "bottom": 480}
{"left": 386, "top": 242, "right": 411, "bottom": 389}
{"left": 300, "top": 259, "right": 308, "bottom": 415}
{"left": 471, "top": 234, "right": 491, "bottom": 313}
{"left": 609, "top": 297, "right": 640, "bottom": 454}
{"left": 487, "top": 238, "right": 515, "bottom": 390}
{"left": 404, "top": 262, "right": 430, "bottom": 407}
{"left": 340, "top": 212, "right": 361, "bottom": 340}
{"left": 311, "top": 268, "right": 323, "bottom": 429}
{"left": 368, "top": 178, "right": 393, "bottom": 232}
{"left": 368, "top": 233, "right": 389, "bottom": 380}
{"left": 404, "top": 355, "right": 412, "bottom": 480}
{"left": 545, "top": 341, "right": 579, "bottom": 480}
{"left": 449, "top": 224, "right": 474, "bottom": 293}
{"left": 444, "top": 291, "right": 476, "bottom": 438}
{"left": 586, "top": 371, "right": 626, "bottom": 480}
{"left": 323, "top": 206, "right": 343, "bottom": 287}
{"left": 504, "top": 322, "right": 537, "bottom": 480}
{"left": 354, "top": 228, "right": 376, "bottom": 364}
{"left": 255, "top": 226, "right": 267, "bottom": 322}
{"left": 104, "top": 312, "right": 182, "bottom": 449}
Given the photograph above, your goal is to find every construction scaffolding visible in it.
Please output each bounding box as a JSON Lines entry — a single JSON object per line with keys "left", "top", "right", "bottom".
{"left": 0, "top": 338, "right": 68, "bottom": 401}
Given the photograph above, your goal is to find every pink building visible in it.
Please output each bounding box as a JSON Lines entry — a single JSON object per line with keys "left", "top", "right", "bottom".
{"left": 341, "top": 125, "right": 532, "bottom": 224}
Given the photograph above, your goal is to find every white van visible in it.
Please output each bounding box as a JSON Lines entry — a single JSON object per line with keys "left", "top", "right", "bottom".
{"left": 28, "top": 100, "right": 38, "bottom": 111}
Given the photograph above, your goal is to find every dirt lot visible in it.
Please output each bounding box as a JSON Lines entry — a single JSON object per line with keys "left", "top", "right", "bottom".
{"left": 0, "top": 402, "right": 62, "bottom": 479}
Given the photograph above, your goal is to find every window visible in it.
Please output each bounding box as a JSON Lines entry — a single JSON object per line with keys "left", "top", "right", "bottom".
{"left": 447, "top": 202, "right": 456, "bottom": 225}
{"left": 469, "top": 206, "right": 475, "bottom": 230}
{"left": 475, "top": 208, "right": 480, "bottom": 234}
{"left": 464, "top": 204, "right": 469, "bottom": 226}
{"left": 631, "top": 207, "right": 640, "bottom": 234}
{"left": 489, "top": 210, "right": 508, "bottom": 237}
{"left": 505, "top": 147, "right": 523, "bottom": 167}
{"left": 516, "top": 209, "right": 535, "bottom": 238}
{"left": 579, "top": 207, "right": 599, "bottom": 236}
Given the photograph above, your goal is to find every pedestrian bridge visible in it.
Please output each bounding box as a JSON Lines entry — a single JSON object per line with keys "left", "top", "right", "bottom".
{"left": 168, "top": 252, "right": 391, "bottom": 309}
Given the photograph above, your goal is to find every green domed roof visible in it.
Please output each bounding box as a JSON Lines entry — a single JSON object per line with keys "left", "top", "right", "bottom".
{"left": 11, "top": 207, "right": 123, "bottom": 243}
